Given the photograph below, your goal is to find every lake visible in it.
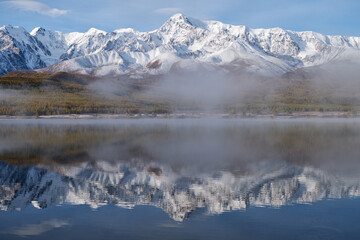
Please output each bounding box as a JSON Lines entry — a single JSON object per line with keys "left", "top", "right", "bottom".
{"left": 0, "top": 118, "right": 359, "bottom": 239}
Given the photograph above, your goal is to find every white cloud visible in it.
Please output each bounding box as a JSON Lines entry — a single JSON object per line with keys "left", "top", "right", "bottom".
{"left": 1, "top": 0, "right": 69, "bottom": 17}
{"left": 7, "top": 219, "right": 69, "bottom": 237}
{"left": 153, "top": 8, "right": 183, "bottom": 15}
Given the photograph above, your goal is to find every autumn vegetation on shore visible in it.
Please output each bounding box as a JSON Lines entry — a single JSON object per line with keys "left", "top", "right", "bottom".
{"left": 0, "top": 71, "right": 358, "bottom": 116}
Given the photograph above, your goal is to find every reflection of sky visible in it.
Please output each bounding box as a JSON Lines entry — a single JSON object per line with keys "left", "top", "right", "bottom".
{"left": 0, "top": 0, "right": 360, "bottom": 35}
{"left": 0, "top": 200, "right": 359, "bottom": 240}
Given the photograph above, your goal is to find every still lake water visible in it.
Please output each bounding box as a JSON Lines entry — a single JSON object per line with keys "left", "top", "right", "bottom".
{"left": 0, "top": 118, "right": 359, "bottom": 239}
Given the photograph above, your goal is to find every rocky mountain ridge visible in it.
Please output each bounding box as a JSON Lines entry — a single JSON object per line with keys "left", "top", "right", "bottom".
{"left": 1, "top": 14, "right": 360, "bottom": 77}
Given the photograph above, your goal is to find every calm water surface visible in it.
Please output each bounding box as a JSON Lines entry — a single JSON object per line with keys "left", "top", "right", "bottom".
{"left": 0, "top": 118, "right": 359, "bottom": 239}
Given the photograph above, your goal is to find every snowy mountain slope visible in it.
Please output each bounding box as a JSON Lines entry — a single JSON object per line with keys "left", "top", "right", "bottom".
{"left": 0, "top": 160, "right": 359, "bottom": 221}
{"left": 0, "top": 25, "right": 47, "bottom": 76}
{"left": 1, "top": 14, "right": 360, "bottom": 77}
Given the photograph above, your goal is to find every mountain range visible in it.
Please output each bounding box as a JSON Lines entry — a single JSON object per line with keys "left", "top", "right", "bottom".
{"left": 1, "top": 14, "right": 360, "bottom": 77}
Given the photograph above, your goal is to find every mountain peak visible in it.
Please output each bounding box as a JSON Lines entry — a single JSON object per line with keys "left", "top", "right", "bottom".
{"left": 0, "top": 24, "right": 13, "bottom": 30}
{"left": 166, "top": 13, "right": 190, "bottom": 25}
{"left": 113, "top": 28, "right": 136, "bottom": 34}
{"left": 30, "top": 27, "right": 46, "bottom": 36}
{"left": 168, "top": 13, "right": 186, "bottom": 21}
{"left": 161, "top": 14, "right": 208, "bottom": 31}
{"left": 0, "top": 25, "right": 27, "bottom": 33}
{"left": 85, "top": 27, "right": 107, "bottom": 35}
{"left": 0, "top": 25, "right": 9, "bottom": 31}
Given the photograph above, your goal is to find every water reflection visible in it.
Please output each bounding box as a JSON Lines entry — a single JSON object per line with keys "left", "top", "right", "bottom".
{"left": 0, "top": 119, "right": 359, "bottom": 221}
{"left": 6, "top": 219, "right": 69, "bottom": 237}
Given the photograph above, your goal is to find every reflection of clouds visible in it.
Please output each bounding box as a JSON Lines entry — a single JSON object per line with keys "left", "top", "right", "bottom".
{"left": 8, "top": 219, "right": 69, "bottom": 237}
{"left": 158, "top": 223, "right": 183, "bottom": 228}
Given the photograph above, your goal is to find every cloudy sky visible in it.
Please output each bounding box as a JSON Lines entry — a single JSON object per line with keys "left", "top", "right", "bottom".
{"left": 0, "top": 0, "right": 359, "bottom": 36}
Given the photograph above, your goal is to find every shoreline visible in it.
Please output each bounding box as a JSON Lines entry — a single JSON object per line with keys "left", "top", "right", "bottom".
{"left": 0, "top": 112, "right": 358, "bottom": 120}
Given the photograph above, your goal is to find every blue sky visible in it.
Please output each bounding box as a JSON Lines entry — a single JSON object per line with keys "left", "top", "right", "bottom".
{"left": 0, "top": 0, "right": 359, "bottom": 36}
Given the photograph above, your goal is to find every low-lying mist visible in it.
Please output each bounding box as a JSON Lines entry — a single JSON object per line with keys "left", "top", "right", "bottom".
{"left": 0, "top": 89, "right": 15, "bottom": 100}
{"left": 1, "top": 59, "right": 360, "bottom": 116}
{"left": 140, "top": 68, "right": 275, "bottom": 112}
{"left": 307, "top": 61, "right": 360, "bottom": 102}
{"left": 1, "top": 119, "right": 360, "bottom": 178}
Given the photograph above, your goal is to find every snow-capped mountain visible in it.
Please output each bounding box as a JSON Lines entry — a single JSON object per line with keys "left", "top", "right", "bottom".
{"left": 1, "top": 14, "right": 360, "bottom": 77}
{"left": 0, "top": 160, "right": 359, "bottom": 221}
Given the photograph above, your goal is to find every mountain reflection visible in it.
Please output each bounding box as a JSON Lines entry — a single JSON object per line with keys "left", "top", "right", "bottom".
{"left": 0, "top": 119, "right": 360, "bottom": 221}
